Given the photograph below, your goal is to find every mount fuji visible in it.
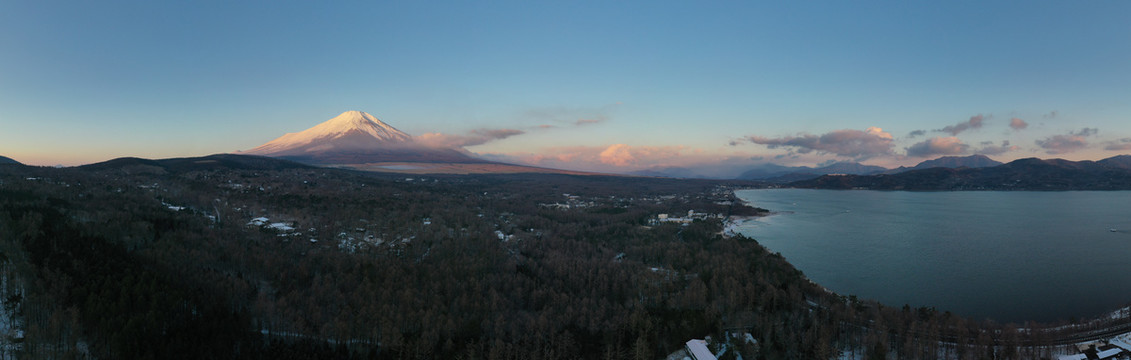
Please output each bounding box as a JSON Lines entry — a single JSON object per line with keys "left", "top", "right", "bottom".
{"left": 239, "top": 111, "right": 594, "bottom": 175}
{"left": 242, "top": 111, "right": 481, "bottom": 165}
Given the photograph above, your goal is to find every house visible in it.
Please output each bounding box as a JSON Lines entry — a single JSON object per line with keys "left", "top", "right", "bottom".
{"left": 685, "top": 339, "right": 716, "bottom": 360}
{"left": 1107, "top": 333, "right": 1131, "bottom": 352}
{"left": 1097, "top": 347, "right": 1122, "bottom": 359}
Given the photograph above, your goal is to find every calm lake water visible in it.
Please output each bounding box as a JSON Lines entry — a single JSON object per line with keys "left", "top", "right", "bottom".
{"left": 733, "top": 189, "right": 1131, "bottom": 323}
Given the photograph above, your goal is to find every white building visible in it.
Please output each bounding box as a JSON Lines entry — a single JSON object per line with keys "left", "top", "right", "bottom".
{"left": 685, "top": 339, "right": 716, "bottom": 360}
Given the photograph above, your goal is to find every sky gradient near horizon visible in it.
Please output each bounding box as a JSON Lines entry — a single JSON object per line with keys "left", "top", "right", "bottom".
{"left": 2, "top": 1, "right": 1129, "bottom": 175}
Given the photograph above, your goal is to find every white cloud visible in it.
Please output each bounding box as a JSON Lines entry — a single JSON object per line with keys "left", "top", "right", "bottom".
{"left": 415, "top": 129, "right": 525, "bottom": 148}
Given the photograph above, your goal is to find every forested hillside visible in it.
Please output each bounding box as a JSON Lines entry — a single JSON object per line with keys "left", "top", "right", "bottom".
{"left": 0, "top": 160, "right": 1122, "bottom": 359}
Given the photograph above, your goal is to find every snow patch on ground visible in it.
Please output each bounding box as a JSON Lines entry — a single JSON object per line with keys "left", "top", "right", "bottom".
{"left": 268, "top": 222, "right": 295, "bottom": 232}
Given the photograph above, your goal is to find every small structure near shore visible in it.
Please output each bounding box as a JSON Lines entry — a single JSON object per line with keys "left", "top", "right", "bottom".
{"left": 684, "top": 339, "right": 716, "bottom": 360}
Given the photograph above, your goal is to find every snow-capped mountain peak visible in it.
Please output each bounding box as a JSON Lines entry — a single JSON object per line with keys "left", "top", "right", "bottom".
{"left": 317, "top": 110, "right": 412, "bottom": 142}
{"left": 240, "top": 110, "right": 484, "bottom": 165}
{"left": 244, "top": 111, "right": 412, "bottom": 155}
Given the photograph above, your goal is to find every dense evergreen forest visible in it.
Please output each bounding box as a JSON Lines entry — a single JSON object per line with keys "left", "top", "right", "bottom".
{"left": 0, "top": 157, "right": 1127, "bottom": 359}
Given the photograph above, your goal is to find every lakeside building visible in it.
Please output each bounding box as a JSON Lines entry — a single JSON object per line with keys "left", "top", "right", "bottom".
{"left": 651, "top": 210, "right": 719, "bottom": 226}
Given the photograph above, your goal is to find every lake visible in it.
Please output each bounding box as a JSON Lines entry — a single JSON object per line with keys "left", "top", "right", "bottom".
{"left": 733, "top": 189, "right": 1131, "bottom": 323}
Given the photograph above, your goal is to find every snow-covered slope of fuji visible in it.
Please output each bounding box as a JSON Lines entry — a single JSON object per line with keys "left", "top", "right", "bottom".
{"left": 244, "top": 111, "right": 412, "bottom": 155}
{"left": 241, "top": 111, "right": 482, "bottom": 164}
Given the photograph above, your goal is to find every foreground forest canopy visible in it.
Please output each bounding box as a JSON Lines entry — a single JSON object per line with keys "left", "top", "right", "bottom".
{"left": 0, "top": 155, "right": 1128, "bottom": 359}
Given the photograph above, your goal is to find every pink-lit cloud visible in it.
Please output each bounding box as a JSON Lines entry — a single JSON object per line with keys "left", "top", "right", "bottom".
{"left": 737, "top": 127, "right": 895, "bottom": 159}
{"left": 906, "top": 137, "right": 969, "bottom": 157}
{"left": 595, "top": 144, "right": 688, "bottom": 167}
{"left": 936, "top": 114, "right": 985, "bottom": 135}
{"left": 598, "top": 144, "right": 636, "bottom": 166}
{"left": 1009, "top": 118, "right": 1028, "bottom": 130}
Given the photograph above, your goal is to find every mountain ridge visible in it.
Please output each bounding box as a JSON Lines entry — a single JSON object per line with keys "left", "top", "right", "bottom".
{"left": 76, "top": 153, "right": 608, "bottom": 177}
{"left": 886, "top": 155, "right": 1002, "bottom": 174}
{"left": 790, "top": 155, "right": 1131, "bottom": 190}
{"left": 0, "top": 155, "right": 21, "bottom": 165}
{"left": 78, "top": 154, "right": 315, "bottom": 174}
{"left": 736, "top": 162, "right": 887, "bottom": 182}
{"left": 730, "top": 155, "right": 1005, "bottom": 181}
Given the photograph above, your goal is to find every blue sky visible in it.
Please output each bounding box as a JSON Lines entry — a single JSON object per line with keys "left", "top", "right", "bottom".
{"left": 1, "top": 1, "right": 1129, "bottom": 173}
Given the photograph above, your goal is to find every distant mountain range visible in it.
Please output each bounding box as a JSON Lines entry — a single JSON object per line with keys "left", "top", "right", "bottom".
{"left": 16, "top": 149, "right": 1131, "bottom": 191}
{"left": 885, "top": 154, "right": 1002, "bottom": 174}
{"left": 720, "top": 155, "right": 1001, "bottom": 182}
{"left": 737, "top": 162, "right": 889, "bottom": 182}
{"left": 0, "top": 156, "right": 21, "bottom": 165}
{"left": 791, "top": 155, "right": 1131, "bottom": 190}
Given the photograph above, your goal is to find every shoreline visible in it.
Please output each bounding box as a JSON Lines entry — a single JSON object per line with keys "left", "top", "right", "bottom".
{"left": 722, "top": 189, "right": 777, "bottom": 237}
{"left": 721, "top": 215, "right": 758, "bottom": 237}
